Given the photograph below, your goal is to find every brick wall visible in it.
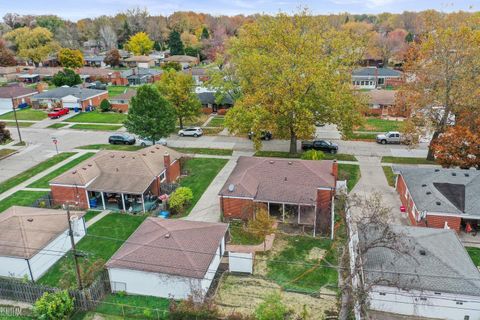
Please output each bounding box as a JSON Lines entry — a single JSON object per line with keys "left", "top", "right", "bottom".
{"left": 167, "top": 160, "right": 181, "bottom": 183}
{"left": 51, "top": 185, "right": 88, "bottom": 209}
{"left": 12, "top": 95, "right": 34, "bottom": 108}
{"left": 426, "top": 215, "right": 461, "bottom": 231}
{"left": 316, "top": 189, "right": 334, "bottom": 235}
{"left": 111, "top": 103, "right": 129, "bottom": 113}
{"left": 221, "top": 197, "right": 254, "bottom": 220}
{"left": 80, "top": 92, "right": 109, "bottom": 110}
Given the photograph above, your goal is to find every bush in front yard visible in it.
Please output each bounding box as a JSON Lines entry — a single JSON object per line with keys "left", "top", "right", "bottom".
{"left": 34, "top": 290, "right": 74, "bottom": 320}
{"left": 100, "top": 99, "right": 112, "bottom": 112}
{"left": 301, "top": 149, "right": 325, "bottom": 160}
{"left": 169, "top": 187, "right": 193, "bottom": 214}
{"left": 254, "top": 293, "right": 289, "bottom": 320}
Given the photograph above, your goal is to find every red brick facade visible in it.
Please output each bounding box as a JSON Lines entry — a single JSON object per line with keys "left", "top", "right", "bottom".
{"left": 221, "top": 197, "right": 254, "bottom": 220}
{"left": 79, "top": 92, "right": 109, "bottom": 110}
{"left": 110, "top": 102, "right": 129, "bottom": 112}
{"left": 51, "top": 185, "right": 89, "bottom": 209}
{"left": 166, "top": 160, "right": 181, "bottom": 184}
{"left": 12, "top": 95, "right": 34, "bottom": 108}
{"left": 426, "top": 215, "right": 461, "bottom": 230}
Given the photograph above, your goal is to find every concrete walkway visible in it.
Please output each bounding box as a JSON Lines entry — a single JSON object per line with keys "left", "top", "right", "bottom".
{"left": 184, "top": 151, "right": 253, "bottom": 222}
{"left": 86, "top": 210, "right": 111, "bottom": 227}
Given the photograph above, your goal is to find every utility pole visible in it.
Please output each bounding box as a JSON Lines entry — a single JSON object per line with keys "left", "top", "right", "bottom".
{"left": 66, "top": 204, "right": 83, "bottom": 290}
{"left": 11, "top": 103, "right": 22, "bottom": 144}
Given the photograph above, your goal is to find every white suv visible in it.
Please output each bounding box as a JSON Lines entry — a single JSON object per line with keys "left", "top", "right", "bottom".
{"left": 178, "top": 127, "right": 203, "bottom": 137}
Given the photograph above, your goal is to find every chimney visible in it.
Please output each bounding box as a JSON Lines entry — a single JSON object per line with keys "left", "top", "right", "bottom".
{"left": 163, "top": 152, "right": 171, "bottom": 183}
{"left": 16, "top": 67, "right": 20, "bottom": 73}
{"left": 28, "top": 69, "right": 33, "bottom": 75}
{"left": 332, "top": 160, "right": 338, "bottom": 181}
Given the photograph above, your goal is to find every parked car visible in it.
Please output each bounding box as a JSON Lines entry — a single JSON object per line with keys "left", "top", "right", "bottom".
{"left": 376, "top": 131, "right": 404, "bottom": 144}
{"left": 48, "top": 108, "right": 69, "bottom": 119}
{"left": 301, "top": 140, "right": 338, "bottom": 154}
{"left": 137, "top": 137, "right": 167, "bottom": 147}
{"left": 248, "top": 131, "right": 273, "bottom": 140}
{"left": 108, "top": 133, "right": 136, "bottom": 145}
{"left": 178, "top": 127, "right": 203, "bottom": 137}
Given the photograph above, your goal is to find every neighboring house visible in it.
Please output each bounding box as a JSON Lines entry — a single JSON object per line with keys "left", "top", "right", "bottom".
{"left": 31, "top": 86, "right": 108, "bottom": 111}
{"left": 395, "top": 166, "right": 480, "bottom": 232}
{"left": 78, "top": 67, "right": 113, "bottom": 83}
{"left": 0, "top": 66, "right": 21, "bottom": 83}
{"left": 358, "top": 225, "right": 480, "bottom": 320}
{"left": 352, "top": 67, "right": 402, "bottom": 89}
{"left": 123, "top": 68, "right": 162, "bottom": 86}
{"left": 197, "top": 90, "right": 233, "bottom": 113}
{"left": 49, "top": 146, "right": 182, "bottom": 212}
{"left": 219, "top": 157, "right": 337, "bottom": 236}
{"left": 84, "top": 55, "right": 106, "bottom": 68}
{"left": 109, "top": 90, "right": 136, "bottom": 113}
{"left": 0, "top": 86, "right": 37, "bottom": 115}
{"left": 124, "top": 56, "right": 156, "bottom": 69}
{"left": 83, "top": 39, "right": 103, "bottom": 52}
{"left": 163, "top": 55, "right": 199, "bottom": 69}
{"left": 365, "top": 90, "right": 407, "bottom": 117}
{"left": 17, "top": 67, "right": 63, "bottom": 82}
{"left": 149, "top": 51, "right": 169, "bottom": 65}
{"left": 0, "top": 206, "right": 86, "bottom": 281}
{"left": 184, "top": 67, "right": 210, "bottom": 85}
{"left": 106, "top": 219, "right": 228, "bottom": 300}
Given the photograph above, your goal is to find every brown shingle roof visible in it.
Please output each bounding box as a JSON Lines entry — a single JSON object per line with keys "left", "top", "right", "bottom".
{"left": 50, "top": 145, "right": 182, "bottom": 194}
{"left": 125, "top": 56, "right": 155, "bottom": 62}
{"left": 0, "top": 86, "right": 37, "bottom": 99}
{"left": 219, "top": 157, "right": 336, "bottom": 205}
{"left": 0, "top": 206, "right": 82, "bottom": 259}
{"left": 106, "top": 218, "right": 228, "bottom": 278}
{"left": 164, "top": 55, "right": 198, "bottom": 63}
{"left": 109, "top": 90, "right": 136, "bottom": 102}
{"left": 78, "top": 67, "right": 112, "bottom": 77}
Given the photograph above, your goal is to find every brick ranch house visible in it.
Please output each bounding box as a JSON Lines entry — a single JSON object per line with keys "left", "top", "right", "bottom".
{"left": 31, "top": 87, "right": 108, "bottom": 111}
{"left": 219, "top": 157, "right": 338, "bottom": 236}
{"left": 109, "top": 90, "right": 136, "bottom": 113}
{"left": 49, "top": 146, "right": 182, "bottom": 212}
{"left": 395, "top": 166, "right": 480, "bottom": 232}
{"left": 0, "top": 86, "right": 37, "bottom": 115}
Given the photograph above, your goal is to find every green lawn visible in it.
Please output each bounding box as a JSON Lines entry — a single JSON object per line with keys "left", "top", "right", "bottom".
{"left": 77, "top": 144, "right": 144, "bottom": 151}
{"left": 70, "top": 124, "right": 122, "bottom": 131}
{"left": 338, "top": 164, "right": 361, "bottom": 191}
{"left": 175, "top": 158, "right": 228, "bottom": 217}
{"left": 172, "top": 147, "right": 233, "bottom": 156}
{"left": 84, "top": 210, "right": 102, "bottom": 222}
{"left": 266, "top": 235, "right": 338, "bottom": 293}
{"left": 349, "top": 132, "right": 377, "bottom": 141}
{"left": 66, "top": 111, "right": 126, "bottom": 124}
{"left": 356, "top": 118, "right": 404, "bottom": 132}
{"left": 93, "top": 294, "right": 170, "bottom": 320}
{"left": 0, "top": 148, "right": 16, "bottom": 158}
{"left": 0, "top": 190, "right": 48, "bottom": 212}
{"left": 381, "top": 156, "right": 437, "bottom": 165}
{"left": 201, "top": 127, "right": 223, "bottom": 135}
{"left": 254, "top": 150, "right": 357, "bottom": 162}
{"left": 38, "top": 213, "right": 147, "bottom": 288}
{"left": 48, "top": 123, "right": 69, "bottom": 129}
{"left": 466, "top": 247, "right": 480, "bottom": 267}
{"left": 0, "top": 108, "right": 47, "bottom": 121}
{"left": 382, "top": 166, "right": 397, "bottom": 187}
{"left": 0, "top": 152, "right": 76, "bottom": 194}
{"left": 229, "top": 221, "right": 264, "bottom": 245}
{"left": 5, "top": 121, "right": 35, "bottom": 127}
{"left": 108, "top": 86, "right": 130, "bottom": 97}
{"left": 27, "top": 153, "right": 96, "bottom": 188}
{"left": 0, "top": 138, "right": 12, "bottom": 145}
{"left": 207, "top": 116, "right": 225, "bottom": 128}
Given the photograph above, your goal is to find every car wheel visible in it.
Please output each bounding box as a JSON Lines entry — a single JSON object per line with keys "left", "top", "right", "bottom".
{"left": 124, "top": 141, "right": 128, "bottom": 145}
{"left": 381, "top": 140, "right": 387, "bottom": 145}
{"left": 194, "top": 133, "right": 198, "bottom": 137}
{"left": 330, "top": 149, "right": 336, "bottom": 154}
{"left": 265, "top": 136, "right": 270, "bottom": 141}
{"left": 180, "top": 133, "right": 184, "bottom": 137}
{"left": 141, "top": 142, "right": 146, "bottom": 147}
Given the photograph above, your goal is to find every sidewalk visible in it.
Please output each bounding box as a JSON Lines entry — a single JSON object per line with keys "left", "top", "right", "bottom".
{"left": 86, "top": 210, "right": 111, "bottom": 227}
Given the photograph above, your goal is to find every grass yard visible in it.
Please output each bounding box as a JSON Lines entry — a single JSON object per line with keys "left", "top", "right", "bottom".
{"left": 108, "top": 85, "right": 130, "bottom": 97}
{"left": 338, "top": 164, "right": 361, "bottom": 191}
{"left": 349, "top": 132, "right": 377, "bottom": 141}
{"left": 83, "top": 210, "right": 102, "bottom": 222}
{"left": 254, "top": 150, "right": 357, "bottom": 162}
{"left": 48, "top": 123, "right": 69, "bottom": 129}
{"left": 93, "top": 294, "right": 170, "bottom": 319}
{"left": 229, "top": 221, "right": 264, "bottom": 245}
{"left": 172, "top": 147, "right": 233, "bottom": 156}
{"left": 0, "top": 152, "right": 76, "bottom": 194}
{"left": 5, "top": 121, "right": 35, "bottom": 127}
{"left": 355, "top": 118, "right": 404, "bottom": 132}
{"left": 38, "top": 213, "right": 147, "bottom": 288}
{"left": 201, "top": 127, "right": 223, "bottom": 135}
{"left": 70, "top": 124, "right": 122, "bottom": 131}
{"left": 0, "top": 148, "right": 16, "bottom": 158}
{"left": 382, "top": 166, "right": 397, "bottom": 187}
{"left": 0, "top": 190, "right": 48, "bottom": 212}
{"left": 66, "top": 111, "right": 126, "bottom": 124}
{"left": 207, "top": 116, "right": 225, "bottom": 128}
{"left": 466, "top": 247, "right": 480, "bottom": 268}
{"left": 77, "top": 144, "right": 144, "bottom": 151}
{"left": 27, "top": 153, "right": 96, "bottom": 188}
{"left": 180, "top": 114, "right": 209, "bottom": 127}
{"left": 0, "top": 108, "right": 47, "bottom": 121}
{"left": 175, "top": 158, "right": 228, "bottom": 218}
{"left": 381, "top": 156, "right": 436, "bottom": 165}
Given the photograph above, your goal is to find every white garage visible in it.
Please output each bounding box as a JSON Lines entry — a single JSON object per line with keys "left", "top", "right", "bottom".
{"left": 61, "top": 95, "right": 81, "bottom": 110}
{"left": 0, "top": 87, "right": 38, "bottom": 115}
{"left": 0, "top": 206, "right": 86, "bottom": 281}
{"left": 0, "top": 98, "right": 12, "bottom": 115}
{"left": 106, "top": 219, "right": 228, "bottom": 300}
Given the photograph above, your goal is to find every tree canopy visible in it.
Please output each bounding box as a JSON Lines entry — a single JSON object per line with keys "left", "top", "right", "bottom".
{"left": 58, "top": 48, "right": 84, "bottom": 68}
{"left": 0, "top": 39, "right": 16, "bottom": 66}
{"left": 124, "top": 85, "right": 176, "bottom": 143}
{"left": 168, "top": 30, "right": 184, "bottom": 55}
{"left": 104, "top": 48, "right": 121, "bottom": 66}
{"left": 52, "top": 68, "right": 82, "bottom": 87}
{"left": 124, "top": 31, "right": 154, "bottom": 55}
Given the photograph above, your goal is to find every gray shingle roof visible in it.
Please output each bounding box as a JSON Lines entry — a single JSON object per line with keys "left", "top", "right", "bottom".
{"left": 31, "top": 87, "right": 107, "bottom": 101}
{"left": 360, "top": 225, "right": 480, "bottom": 296}
{"left": 395, "top": 166, "right": 480, "bottom": 216}
{"left": 352, "top": 67, "right": 402, "bottom": 78}
{"left": 197, "top": 91, "right": 233, "bottom": 105}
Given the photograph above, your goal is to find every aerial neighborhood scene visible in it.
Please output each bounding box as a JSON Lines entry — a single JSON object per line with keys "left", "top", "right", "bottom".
{"left": 0, "top": 0, "right": 479, "bottom": 319}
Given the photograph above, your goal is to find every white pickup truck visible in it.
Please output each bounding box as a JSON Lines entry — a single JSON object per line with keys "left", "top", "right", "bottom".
{"left": 376, "top": 131, "right": 405, "bottom": 144}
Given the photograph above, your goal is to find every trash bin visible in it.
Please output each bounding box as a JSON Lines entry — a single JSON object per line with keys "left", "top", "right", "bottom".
{"left": 89, "top": 198, "right": 97, "bottom": 208}
{"left": 158, "top": 210, "right": 170, "bottom": 219}
{"left": 74, "top": 106, "right": 79, "bottom": 113}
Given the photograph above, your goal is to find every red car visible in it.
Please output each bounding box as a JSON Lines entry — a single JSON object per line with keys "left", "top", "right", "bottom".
{"left": 48, "top": 108, "right": 70, "bottom": 119}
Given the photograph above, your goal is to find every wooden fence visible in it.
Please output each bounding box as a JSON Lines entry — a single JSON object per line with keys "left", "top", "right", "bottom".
{"left": 0, "top": 270, "right": 111, "bottom": 311}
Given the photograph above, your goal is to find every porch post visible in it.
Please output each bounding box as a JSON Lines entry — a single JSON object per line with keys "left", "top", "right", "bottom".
{"left": 101, "top": 192, "right": 106, "bottom": 210}
{"left": 298, "top": 205, "right": 301, "bottom": 224}
{"left": 282, "top": 203, "right": 285, "bottom": 222}
{"left": 267, "top": 202, "right": 270, "bottom": 215}
{"left": 121, "top": 193, "right": 126, "bottom": 212}
{"left": 313, "top": 205, "right": 317, "bottom": 238}
{"left": 85, "top": 190, "right": 90, "bottom": 209}
{"left": 141, "top": 194, "right": 146, "bottom": 213}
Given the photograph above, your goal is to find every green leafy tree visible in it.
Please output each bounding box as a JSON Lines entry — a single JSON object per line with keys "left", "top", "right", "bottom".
{"left": 154, "top": 41, "right": 161, "bottom": 51}
{"left": 124, "top": 32, "right": 154, "bottom": 55}
{"left": 124, "top": 85, "right": 176, "bottom": 144}
{"left": 301, "top": 149, "right": 325, "bottom": 160}
{"left": 248, "top": 206, "right": 275, "bottom": 251}
{"left": 169, "top": 187, "right": 194, "bottom": 214}
{"left": 224, "top": 11, "right": 366, "bottom": 154}
{"left": 201, "top": 27, "right": 210, "bottom": 39}
{"left": 99, "top": 99, "right": 112, "bottom": 112}
{"left": 104, "top": 48, "right": 121, "bottom": 67}
{"left": 58, "top": 48, "right": 84, "bottom": 68}
{"left": 0, "top": 122, "right": 11, "bottom": 144}
{"left": 34, "top": 290, "right": 74, "bottom": 320}
{"left": 254, "top": 293, "right": 289, "bottom": 320}
{"left": 185, "top": 46, "right": 200, "bottom": 57}
{"left": 36, "top": 15, "right": 65, "bottom": 34}
{"left": 161, "top": 61, "right": 182, "bottom": 71}
{"left": 52, "top": 68, "right": 82, "bottom": 87}
{"left": 168, "top": 30, "right": 184, "bottom": 55}
{"left": 156, "top": 69, "right": 201, "bottom": 129}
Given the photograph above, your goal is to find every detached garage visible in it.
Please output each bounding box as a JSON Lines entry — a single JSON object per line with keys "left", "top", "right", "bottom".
{"left": 0, "top": 86, "right": 37, "bottom": 115}
{"left": 0, "top": 206, "right": 86, "bottom": 281}
{"left": 106, "top": 219, "right": 228, "bottom": 300}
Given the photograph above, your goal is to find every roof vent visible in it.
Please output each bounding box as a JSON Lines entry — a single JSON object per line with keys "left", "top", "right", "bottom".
{"left": 27, "top": 218, "right": 33, "bottom": 222}
{"left": 132, "top": 157, "right": 135, "bottom": 159}
{"left": 436, "top": 201, "right": 441, "bottom": 206}
{"left": 110, "top": 155, "right": 115, "bottom": 158}
{"left": 422, "top": 184, "right": 427, "bottom": 187}
{"left": 284, "top": 177, "right": 288, "bottom": 181}
{"left": 121, "top": 155, "right": 125, "bottom": 158}
{"left": 150, "top": 150, "right": 155, "bottom": 153}
{"left": 228, "top": 184, "right": 235, "bottom": 192}
{"left": 465, "top": 173, "right": 470, "bottom": 177}
{"left": 142, "top": 153, "right": 147, "bottom": 156}
{"left": 435, "top": 169, "right": 440, "bottom": 172}
{"left": 452, "top": 172, "right": 456, "bottom": 176}
{"left": 419, "top": 250, "right": 426, "bottom": 256}
{"left": 269, "top": 160, "right": 274, "bottom": 164}
{"left": 72, "top": 170, "right": 77, "bottom": 174}
{"left": 288, "top": 161, "right": 293, "bottom": 165}
{"left": 87, "top": 164, "right": 92, "bottom": 167}
{"left": 116, "top": 168, "right": 119, "bottom": 172}
{"left": 156, "top": 146, "right": 160, "bottom": 149}
{"left": 164, "top": 233, "right": 170, "bottom": 239}
{"left": 426, "top": 191, "right": 432, "bottom": 195}
{"left": 82, "top": 167, "right": 87, "bottom": 170}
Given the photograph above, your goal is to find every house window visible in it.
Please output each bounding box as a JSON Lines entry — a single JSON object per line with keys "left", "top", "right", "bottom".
{"left": 456, "top": 301, "right": 464, "bottom": 305}
{"left": 160, "top": 172, "right": 166, "bottom": 182}
{"left": 419, "top": 297, "right": 427, "bottom": 301}
{"left": 378, "top": 292, "right": 386, "bottom": 296}
{"left": 434, "top": 292, "right": 441, "bottom": 295}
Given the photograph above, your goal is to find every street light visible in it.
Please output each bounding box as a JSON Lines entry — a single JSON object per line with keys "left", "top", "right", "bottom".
{"left": 11, "top": 100, "right": 22, "bottom": 144}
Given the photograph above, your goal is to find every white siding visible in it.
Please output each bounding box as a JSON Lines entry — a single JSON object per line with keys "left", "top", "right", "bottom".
{"left": 0, "top": 98, "right": 13, "bottom": 115}
{"left": 369, "top": 285, "right": 480, "bottom": 320}
{"left": 228, "top": 252, "right": 253, "bottom": 274}
{"left": 0, "top": 256, "right": 30, "bottom": 279}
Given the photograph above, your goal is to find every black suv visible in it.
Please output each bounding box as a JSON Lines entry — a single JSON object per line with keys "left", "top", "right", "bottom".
{"left": 108, "top": 134, "right": 136, "bottom": 145}
{"left": 301, "top": 140, "right": 338, "bottom": 154}
{"left": 248, "top": 131, "right": 273, "bottom": 141}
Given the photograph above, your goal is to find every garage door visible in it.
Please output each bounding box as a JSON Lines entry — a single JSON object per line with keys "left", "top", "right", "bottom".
{"left": 0, "top": 99, "right": 13, "bottom": 115}
{"left": 62, "top": 101, "right": 80, "bottom": 110}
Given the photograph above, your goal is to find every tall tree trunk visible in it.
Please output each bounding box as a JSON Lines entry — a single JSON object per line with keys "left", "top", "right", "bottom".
{"left": 289, "top": 133, "right": 297, "bottom": 155}
{"left": 427, "top": 130, "right": 441, "bottom": 161}
{"left": 179, "top": 117, "right": 183, "bottom": 129}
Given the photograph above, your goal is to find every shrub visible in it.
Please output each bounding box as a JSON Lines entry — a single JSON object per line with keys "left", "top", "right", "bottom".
{"left": 99, "top": 99, "right": 112, "bottom": 112}
{"left": 168, "top": 187, "right": 193, "bottom": 214}
{"left": 201, "top": 107, "right": 212, "bottom": 114}
{"left": 0, "top": 121, "right": 11, "bottom": 144}
{"left": 34, "top": 290, "right": 74, "bottom": 320}
{"left": 254, "top": 293, "right": 289, "bottom": 320}
{"left": 169, "top": 296, "right": 219, "bottom": 320}
{"left": 162, "top": 61, "right": 182, "bottom": 71}
{"left": 217, "top": 108, "right": 229, "bottom": 116}
{"left": 301, "top": 149, "right": 325, "bottom": 160}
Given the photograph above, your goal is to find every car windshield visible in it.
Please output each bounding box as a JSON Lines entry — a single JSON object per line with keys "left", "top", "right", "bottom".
{"left": 323, "top": 141, "right": 331, "bottom": 145}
